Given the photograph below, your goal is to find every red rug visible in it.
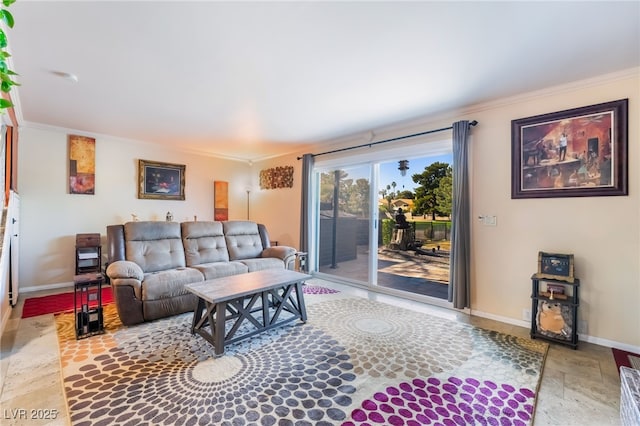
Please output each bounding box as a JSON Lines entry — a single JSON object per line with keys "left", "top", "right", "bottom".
{"left": 612, "top": 347, "right": 640, "bottom": 373}
{"left": 21, "top": 287, "right": 113, "bottom": 318}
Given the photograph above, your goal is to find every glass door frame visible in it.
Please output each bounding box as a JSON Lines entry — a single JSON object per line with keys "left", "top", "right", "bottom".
{"left": 309, "top": 137, "right": 454, "bottom": 307}
{"left": 312, "top": 161, "right": 377, "bottom": 287}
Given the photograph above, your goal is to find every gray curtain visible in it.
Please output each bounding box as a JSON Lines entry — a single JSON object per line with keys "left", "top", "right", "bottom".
{"left": 449, "top": 121, "right": 471, "bottom": 309}
{"left": 300, "top": 154, "right": 314, "bottom": 255}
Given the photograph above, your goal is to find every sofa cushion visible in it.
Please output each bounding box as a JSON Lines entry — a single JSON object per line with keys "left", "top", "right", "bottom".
{"left": 181, "top": 221, "right": 230, "bottom": 266}
{"left": 239, "top": 257, "right": 285, "bottom": 272}
{"left": 142, "top": 267, "right": 204, "bottom": 301}
{"left": 223, "top": 221, "right": 264, "bottom": 260}
{"left": 125, "top": 222, "right": 186, "bottom": 273}
{"left": 191, "top": 261, "right": 249, "bottom": 280}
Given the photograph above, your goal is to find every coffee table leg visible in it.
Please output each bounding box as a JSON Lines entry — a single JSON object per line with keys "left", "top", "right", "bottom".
{"left": 191, "top": 297, "right": 204, "bottom": 334}
{"left": 214, "top": 301, "right": 226, "bottom": 356}
{"left": 262, "top": 291, "right": 269, "bottom": 327}
{"left": 295, "top": 281, "right": 308, "bottom": 322}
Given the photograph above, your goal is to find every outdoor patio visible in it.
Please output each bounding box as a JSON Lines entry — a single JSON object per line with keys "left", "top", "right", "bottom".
{"left": 319, "top": 245, "right": 450, "bottom": 299}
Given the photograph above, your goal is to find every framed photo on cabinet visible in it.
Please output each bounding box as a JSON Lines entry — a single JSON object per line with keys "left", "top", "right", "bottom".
{"left": 536, "top": 251, "right": 574, "bottom": 283}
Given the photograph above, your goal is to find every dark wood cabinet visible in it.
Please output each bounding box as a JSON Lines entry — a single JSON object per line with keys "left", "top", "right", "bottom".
{"left": 75, "top": 233, "right": 101, "bottom": 274}
{"left": 530, "top": 274, "right": 580, "bottom": 349}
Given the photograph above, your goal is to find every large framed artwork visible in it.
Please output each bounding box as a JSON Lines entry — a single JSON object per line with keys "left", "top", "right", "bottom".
{"left": 138, "top": 159, "right": 185, "bottom": 200}
{"left": 69, "top": 135, "right": 96, "bottom": 195}
{"left": 511, "top": 99, "right": 628, "bottom": 199}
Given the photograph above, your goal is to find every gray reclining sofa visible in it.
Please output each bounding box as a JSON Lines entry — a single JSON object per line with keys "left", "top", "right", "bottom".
{"left": 105, "top": 220, "right": 296, "bottom": 325}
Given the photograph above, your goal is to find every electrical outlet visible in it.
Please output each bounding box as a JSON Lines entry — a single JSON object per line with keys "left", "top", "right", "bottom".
{"left": 522, "top": 308, "right": 531, "bottom": 321}
{"left": 578, "top": 320, "right": 588, "bottom": 335}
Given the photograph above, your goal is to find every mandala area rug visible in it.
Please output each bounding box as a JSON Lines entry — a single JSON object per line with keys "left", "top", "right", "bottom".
{"left": 55, "top": 281, "right": 548, "bottom": 426}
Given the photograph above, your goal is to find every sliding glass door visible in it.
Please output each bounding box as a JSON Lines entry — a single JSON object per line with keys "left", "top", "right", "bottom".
{"left": 375, "top": 156, "right": 452, "bottom": 300}
{"left": 317, "top": 164, "right": 372, "bottom": 285}
{"left": 313, "top": 143, "right": 453, "bottom": 304}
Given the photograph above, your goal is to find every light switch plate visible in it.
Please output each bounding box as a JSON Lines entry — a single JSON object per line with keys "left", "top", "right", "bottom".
{"left": 479, "top": 215, "right": 497, "bottom": 226}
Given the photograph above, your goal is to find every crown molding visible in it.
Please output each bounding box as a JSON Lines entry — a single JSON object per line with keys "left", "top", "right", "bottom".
{"left": 19, "top": 121, "right": 258, "bottom": 163}
{"left": 307, "top": 67, "right": 640, "bottom": 156}
{"left": 17, "top": 67, "right": 639, "bottom": 163}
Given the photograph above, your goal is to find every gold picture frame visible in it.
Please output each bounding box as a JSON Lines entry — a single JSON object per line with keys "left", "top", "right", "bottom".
{"left": 535, "top": 251, "right": 575, "bottom": 283}
{"left": 138, "top": 159, "right": 185, "bottom": 200}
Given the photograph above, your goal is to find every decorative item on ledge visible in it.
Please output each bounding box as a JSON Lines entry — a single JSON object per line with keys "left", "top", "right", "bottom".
{"left": 259, "top": 166, "right": 294, "bottom": 190}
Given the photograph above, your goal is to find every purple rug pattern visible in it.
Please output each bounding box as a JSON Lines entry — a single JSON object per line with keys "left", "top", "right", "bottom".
{"left": 345, "top": 377, "right": 535, "bottom": 426}
{"left": 302, "top": 284, "right": 339, "bottom": 295}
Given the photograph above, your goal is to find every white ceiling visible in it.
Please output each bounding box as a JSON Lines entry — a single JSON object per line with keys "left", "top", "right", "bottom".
{"left": 8, "top": 1, "right": 640, "bottom": 161}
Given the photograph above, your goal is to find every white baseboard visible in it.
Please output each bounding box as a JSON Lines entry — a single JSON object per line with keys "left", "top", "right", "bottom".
{"left": 470, "top": 309, "right": 531, "bottom": 329}
{"left": 471, "top": 309, "right": 640, "bottom": 354}
{"left": 578, "top": 334, "right": 640, "bottom": 354}
{"left": 19, "top": 281, "right": 74, "bottom": 293}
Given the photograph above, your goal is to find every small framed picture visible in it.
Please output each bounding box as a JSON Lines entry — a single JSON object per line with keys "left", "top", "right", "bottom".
{"left": 138, "top": 159, "right": 186, "bottom": 200}
{"left": 536, "top": 252, "right": 574, "bottom": 283}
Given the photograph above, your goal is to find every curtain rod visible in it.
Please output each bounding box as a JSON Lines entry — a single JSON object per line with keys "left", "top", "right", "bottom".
{"left": 297, "top": 120, "right": 477, "bottom": 160}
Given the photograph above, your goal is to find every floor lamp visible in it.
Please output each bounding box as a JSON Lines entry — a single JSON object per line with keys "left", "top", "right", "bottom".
{"left": 246, "top": 189, "right": 251, "bottom": 220}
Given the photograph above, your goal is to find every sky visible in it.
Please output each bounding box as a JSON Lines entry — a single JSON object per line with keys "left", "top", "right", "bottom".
{"left": 328, "top": 152, "right": 453, "bottom": 195}
{"left": 379, "top": 153, "right": 453, "bottom": 192}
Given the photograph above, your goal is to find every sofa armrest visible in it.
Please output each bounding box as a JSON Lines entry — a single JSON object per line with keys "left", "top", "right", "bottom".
{"left": 106, "top": 260, "right": 144, "bottom": 298}
{"left": 262, "top": 245, "right": 297, "bottom": 270}
{"left": 262, "top": 245, "right": 296, "bottom": 259}
{"left": 106, "top": 260, "right": 144, "bottom": 280}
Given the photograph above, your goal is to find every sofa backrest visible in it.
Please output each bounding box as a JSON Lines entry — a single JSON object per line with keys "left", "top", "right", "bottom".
{"left": 124, "top": 221, "right": 185, "bottom": 273}
{"left": 106, "top": 224, "right": 126, "bottom": 263}
{"left": 223, "top": 221, "right": 264, "bottom": 260}
{"left": 181, "top": 221, "right": 230, "bottom": 266}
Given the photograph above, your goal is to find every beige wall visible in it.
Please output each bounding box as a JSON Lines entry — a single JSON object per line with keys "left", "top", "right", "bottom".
{"left": 250, "top": 153, "right": 304, "bottom": 248}
{"left": 250, "top": 69, "right": 639, "bottom": 349}
{"left": 12, "top": 69, "right": 639, "bottom": 350}
{"left": 17, "top": 127, "right": 251, "bottom": 289}
{"left": 468, "top": 71, "right": 638, "bottom": 349}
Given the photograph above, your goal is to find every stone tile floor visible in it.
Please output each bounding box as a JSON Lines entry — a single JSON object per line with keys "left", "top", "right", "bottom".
{"left": 1, "top": 279, "right": 622, "bottom": 425}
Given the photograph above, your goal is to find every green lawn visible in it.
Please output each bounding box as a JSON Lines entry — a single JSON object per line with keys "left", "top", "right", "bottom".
{"left": 413, "top": 220, "right": 451, "bottom": 250}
